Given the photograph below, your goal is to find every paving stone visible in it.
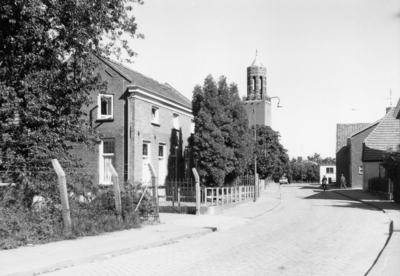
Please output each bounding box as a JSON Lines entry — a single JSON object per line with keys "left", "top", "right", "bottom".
{"left": 44, "top": 184, "right": 389, "bottom": 276}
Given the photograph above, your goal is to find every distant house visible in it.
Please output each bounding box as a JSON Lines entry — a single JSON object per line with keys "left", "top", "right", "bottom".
{"left": 362, "top": 107, "right": 400, "bottom": 190}
{"left": 319, "top": 165, "right": 336, "bottom": 183}
{"left": 72, "top": 55, "right": 194, "bottom": 186}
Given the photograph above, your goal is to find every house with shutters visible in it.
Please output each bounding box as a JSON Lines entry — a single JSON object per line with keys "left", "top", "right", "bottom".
{"left": 73, "top": 55, "right": 194, "bottom": 186}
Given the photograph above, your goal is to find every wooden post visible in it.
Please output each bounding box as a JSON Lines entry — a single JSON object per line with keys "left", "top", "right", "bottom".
{"left": 51, "top": 159, "right": 71, "bottom": 235}
{"left": 192, "top": 168, "right": 200, "bottom": 215}
{"left": 148, "top": 163, "right": 159, "bottom": 222}
{"left": 106, "top": 162, "right": 122, "bottom": 219}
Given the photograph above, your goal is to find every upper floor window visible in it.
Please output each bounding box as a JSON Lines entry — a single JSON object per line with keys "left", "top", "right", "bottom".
{"left": 159, "top": 145, "right": 164, "bottom": 159}
{"left": 151, "top": 107, "right": 159, "bottom": 125}
{"left": 143, "top": 143, "right": 149, "bottom": 157}
{"left": 98, "top": 94, "right": 113, "bottom": 119}
{"left": 190, "top": 120, "right": 195, "bottom": 134}
{"left": 173, "top": 114, "right": 179, "bottom": 129}
{"left": 326, "top": 167, "right": 334, "bottom": 174}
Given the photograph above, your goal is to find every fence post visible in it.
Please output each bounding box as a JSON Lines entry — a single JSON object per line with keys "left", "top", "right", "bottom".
{"left": 51, "top": 159, "right": 71, "bottom": 235}
{"left": 192, "top": 168, "right": 200, "bottom": 215}
{"left": 106, "top": 163, "right": 122, "bottom": 219}
{"left": 148, "top": 164, "right": 159, "bottom": 222}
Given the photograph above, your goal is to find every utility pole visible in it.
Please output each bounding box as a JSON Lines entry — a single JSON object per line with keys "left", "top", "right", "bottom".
{"left": 254, "top": 108, "right": 257, "bottom": 202}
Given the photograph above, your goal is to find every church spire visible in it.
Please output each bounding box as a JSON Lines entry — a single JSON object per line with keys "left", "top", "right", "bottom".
{"left": 251, "top": 49, "right": 263, "bottom": 67}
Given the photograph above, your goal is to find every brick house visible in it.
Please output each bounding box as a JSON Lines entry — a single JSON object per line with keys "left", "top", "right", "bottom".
{"left": 362, "top": 107, "right": 400, "bottom": 190}
{"left": 74, "top": 55, "right": 194, "bottom": 186}
{"left": 347, "top": 121, "right": 380, "bottom": 188}
{"left": 336, "top": 123, "right": 370, "bottom": 186}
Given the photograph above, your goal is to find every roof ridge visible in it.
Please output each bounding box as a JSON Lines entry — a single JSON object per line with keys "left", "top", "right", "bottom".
{"left": 106, "top": 59, "right": 174, "bottom": 90}
{"left": 105, "top": 59, "right": 191, "bottom": 105}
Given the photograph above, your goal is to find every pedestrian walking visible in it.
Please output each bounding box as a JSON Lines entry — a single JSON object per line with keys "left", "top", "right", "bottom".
{"left": 340, "top": 174, "right": 347, "bottom": 189}
{"left": 321, "top": 175, "right": 327, "bottom": 191}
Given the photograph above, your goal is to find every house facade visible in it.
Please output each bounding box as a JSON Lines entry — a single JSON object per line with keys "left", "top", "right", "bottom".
{"left": 348, "top": 122, "right": 380, "bottom": 188}
{"left": 336, "top": 123, "right": 370, "bottom": 187}
{"left": 74, "top": 55, "right": 194, "bottom": 186}
{"left": 319, "top": 165, "right": 336, "bottom": 184}
{"left": 362, "top": 107, "right": 400, "bottom": 190}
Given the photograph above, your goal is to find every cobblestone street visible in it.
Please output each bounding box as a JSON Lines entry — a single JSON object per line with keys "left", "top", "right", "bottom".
{"left": 45, "top": 184, "right": 390, "bottom": 276}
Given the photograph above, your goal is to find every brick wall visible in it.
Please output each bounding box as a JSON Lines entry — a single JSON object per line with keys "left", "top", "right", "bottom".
{"left": 130, "top": 96, "right": 193, "bottom": 183}
{"left": 350, "top": 125, "right": 376, "bottom": 188}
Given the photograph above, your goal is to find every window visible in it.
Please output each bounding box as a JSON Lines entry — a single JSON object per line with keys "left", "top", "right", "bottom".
{"left": 143, "top": 143, "right": 149, "bottom": 157}
{"left": 151, "top": 107, "right": 159, "bottom": 124}
{"left": 190, "top": 120, "right": 195, "bottom": 134}
{"left": 98, "top": 94, "right": 113, "bottom": 119}
{"left": 359, "top": 165, "right": 363, "bottom": 175}
{"left": 326, "top": 167, "right": 333, "bottom": 174}
{"left": 99, "top": 139, "right": 115, "bottom": 185}
{"left": 173, "top": 114, "right": 179, "bottom": 129}
{"left": 158, "top": 145, "right": 164, "bottom": 158}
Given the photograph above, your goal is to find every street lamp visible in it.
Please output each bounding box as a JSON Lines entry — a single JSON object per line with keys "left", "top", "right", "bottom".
{"left": 269, "top": 96, "right": 282, "bottom": 108}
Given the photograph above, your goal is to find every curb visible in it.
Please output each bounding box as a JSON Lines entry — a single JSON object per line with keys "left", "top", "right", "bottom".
{"left": 332, "top": 190, "right": 386, "bottom": 213}
{"left": 6, "top": 228, "right": 213, "bottom": 276}
{"left": 246, "top": 199, "right": 283, "bottom": 220}
{"left": 331, "top": 190, "right": 394, "bottom": 276}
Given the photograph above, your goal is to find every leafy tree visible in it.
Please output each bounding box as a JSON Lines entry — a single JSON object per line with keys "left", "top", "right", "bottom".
{"left": 307, "top": 153, "right": 322, "bottom": 164}
{"left": 0, "top": 0, "right": 142, "bottom": 196}
{"left": 249, "top": 125, "right": 290, "bottom": 180}
{"left": 382, "top": 145, "right": 400, "bottom": 202}
{"left": 192, "top": 75, "right": 252, "bottom": 186}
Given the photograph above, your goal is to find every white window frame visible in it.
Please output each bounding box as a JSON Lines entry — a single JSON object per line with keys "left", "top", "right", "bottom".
{"left": 173, "top": 113, "right": 180, "bottom": 130}
{"left": 143, "top": 142, "right": 150, "bottom": 159}
{"left": 158, "top": 144, "right": 165, "bottom": 159}
{"left": 151, "top": 106, "right": 159, "bottom": 124}
{"left": 99, "top": 139, "right": 115, "bottom": 185}
{"left": 98, "top": 94, "right": 113, "bottom": 120}
{"left": 190, "top": 120, "right": 195, "bottom": 134}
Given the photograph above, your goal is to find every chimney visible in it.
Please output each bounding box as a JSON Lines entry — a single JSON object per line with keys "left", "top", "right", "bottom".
{"left": 386, "top": 107, "right": 391, "bottom": 114}
{"left": 297, "top": 156, "right": 303, "bottom": 162}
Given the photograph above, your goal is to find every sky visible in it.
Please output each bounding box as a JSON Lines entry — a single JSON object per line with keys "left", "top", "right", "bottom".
{"left": 120, "top": 0, "right": 400, "bottom": 160}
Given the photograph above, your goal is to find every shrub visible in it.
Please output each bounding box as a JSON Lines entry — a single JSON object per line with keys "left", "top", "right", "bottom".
{"left": 368, "top": 177, "right": 390, "bottom": 193}
{"left": 0, "top": 178, "right": 157, "bottom": 250}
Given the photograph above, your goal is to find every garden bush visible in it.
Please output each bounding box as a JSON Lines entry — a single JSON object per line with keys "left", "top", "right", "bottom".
{"left": 0, "top": 178, "right": 157, "bottom": 250}
{"left": 368, "top": 177, "right": 390, "bottom": 193}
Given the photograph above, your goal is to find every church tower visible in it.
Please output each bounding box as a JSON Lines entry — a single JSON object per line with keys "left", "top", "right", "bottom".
{"left": 243, "top": 51, "right": 271, "bottom": 127}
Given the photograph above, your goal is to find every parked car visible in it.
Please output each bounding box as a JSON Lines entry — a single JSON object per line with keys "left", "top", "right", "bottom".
{"left": 279, "top": 176, "right": 288, "bottom": 185}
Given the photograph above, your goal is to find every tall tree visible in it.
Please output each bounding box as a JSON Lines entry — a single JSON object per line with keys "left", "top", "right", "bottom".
{"left": 192, "top": 75, "right": 252, "bottom": 186}
{"left": 250, "top": 125, "right": 290, "bottom": 180}
{"left": 0, "top": 0, "right": 142, "bottom": 191}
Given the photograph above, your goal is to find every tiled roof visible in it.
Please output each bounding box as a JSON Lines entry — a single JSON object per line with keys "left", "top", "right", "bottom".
{"left": 350, "top": 120, "right": 381, "bottom": 138}
{"left": 393, "top": 98, "right": 400, "bottom": 119}
{"left": 363, "top": 107, "right": 400, "bottom": 161}
{"left": 336, "top": 123, "right": 371, "bottom": 152}
{"left": 97, "top": 55, "right": 192, "bottom": 108}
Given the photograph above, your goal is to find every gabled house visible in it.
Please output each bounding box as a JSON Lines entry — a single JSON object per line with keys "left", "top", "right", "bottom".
{"left": 73, "top": 55, "right": 194, "bottom": 186}
{"left": 362, "top": 107, "right": 400, "bottom": 190}
{"left": 336, "top": 123, "right": 371, "bottom": 186}
{"left": 348, "top": 120, "right": 380, "bottom": 188}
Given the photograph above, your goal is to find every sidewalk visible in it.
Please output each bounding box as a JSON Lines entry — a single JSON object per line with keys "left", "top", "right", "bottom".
{"left": 0, "top": 184, "right": 281, "bottom": 276}
{"left": 332, "top": 189, "right": 400, "bottom": 276}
